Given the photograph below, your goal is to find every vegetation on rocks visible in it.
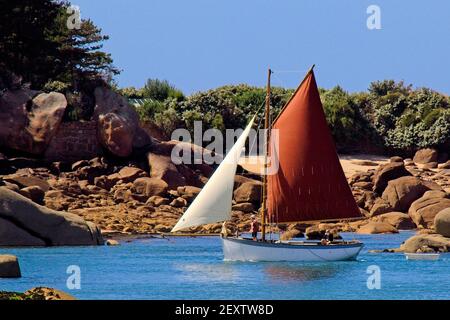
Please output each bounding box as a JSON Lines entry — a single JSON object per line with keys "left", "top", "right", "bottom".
{"left": 0, "top": 287, "right": 75, "bottom": 300}
{"left": 125, "top": 79, "right": 450, "bottom": 155}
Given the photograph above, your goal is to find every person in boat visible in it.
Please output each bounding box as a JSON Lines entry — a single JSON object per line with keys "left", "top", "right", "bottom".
{"left": 321, "top": 229, "right": 334, "bottom": 245}
{"left": 220, "top": 221, "right": 229, "bottom": 238}
{"left": 249, "top": 214, "right": 260, "bottom": 241}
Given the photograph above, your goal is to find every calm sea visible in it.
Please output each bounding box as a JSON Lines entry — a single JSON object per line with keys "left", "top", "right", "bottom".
{"left": 0, "top": 231, "right": 448, "bottom": 300}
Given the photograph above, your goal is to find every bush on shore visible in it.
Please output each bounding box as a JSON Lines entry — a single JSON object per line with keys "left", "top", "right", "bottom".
{"left": 125, "top": 79, "right": 450, "bottom": 155}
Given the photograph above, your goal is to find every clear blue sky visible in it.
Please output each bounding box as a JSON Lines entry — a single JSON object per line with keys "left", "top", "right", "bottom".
{"left": 74, "top": 0, "right": 450, "bottom": 95}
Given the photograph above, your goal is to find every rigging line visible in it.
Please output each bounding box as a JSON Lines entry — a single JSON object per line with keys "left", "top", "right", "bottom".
{"left": 272, "top": 68, "right": 313, "bottom": 74}
{"left": 271, "top": 72, "right": 287, "bottom": 89}
{"left": 248, "top": 100, "right": 266, "bottom": 156}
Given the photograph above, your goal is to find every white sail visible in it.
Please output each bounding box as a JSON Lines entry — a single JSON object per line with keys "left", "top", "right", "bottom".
{"left": 171, "top": 117, "right": 255, "bottom": 232}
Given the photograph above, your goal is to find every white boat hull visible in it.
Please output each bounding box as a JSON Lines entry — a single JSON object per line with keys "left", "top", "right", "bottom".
{"left": 222, "top": 237, "right": 363, "bottom": 262}
{"left": 405, "top": 253, "right": 440, "bottom": 261}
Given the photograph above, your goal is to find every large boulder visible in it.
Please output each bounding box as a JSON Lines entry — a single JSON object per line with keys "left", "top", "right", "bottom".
{"left": 0, "top": 217, "right": 45, "bottom": 245}
{"left": 147, "top": 153, "right": 186, "bottom": 188}
{"left": 133, "top": 177, "right": 168, "bottom": 197}
{"left": 0, "top": 90, "right": 66, "bottom": 154}
{"left": 0, "top": 255, "right": 21, "bottom": 278}
{"left": 434, "top": 208, "right": 450, "bottom": 237}
{"left": 413, "top": 148, "right": 438, "bottom": 165}
{"left": 372, "top": 162, "right": 411, "bottom": 195}
{"left": 26, "top": 92, "right": 67, "bottom": 154}
{"left": 372, "top": 212, "right": 416, "bottom": 230}
{"left": 356, "top": 221, "right": 398, "bottom": 234}
{"left": 381, "top": 176, "right": 440, "bottom": 212}
{"left": 369, "top": 198, "right": 393, "bottom": 217}
{"left": 408, "top": 191, "right": 450, "bottom": 229}
{"left": 399, "top": 234, "right": 450, "bottom": 253}
{"left": 233, "top": 181, "right": 262, "bottom": 204}
{"left": 94, "top": 87, "right": 148, "bottom": 157}
{"left": 0, "top": 187, "right": 103, "bottom": 246}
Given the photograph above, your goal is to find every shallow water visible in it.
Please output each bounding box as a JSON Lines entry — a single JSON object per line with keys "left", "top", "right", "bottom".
{"left": 0, "top": 231, "right": 449, "bottom": 300}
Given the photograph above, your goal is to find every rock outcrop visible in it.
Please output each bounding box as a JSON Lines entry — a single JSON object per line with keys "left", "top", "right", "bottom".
{"left": 356, "top": 221, "right": 398, "bottom": 234}
{"left": 0, "top": 255, "right": 21, "bottom": 278}
{"left": 0, "top": 187, "right": 103, "bottom": 246}
{"left": 372, "top": 212, "right": 416, "bottom": 230}
{"left": 399, "top": 233, "right": 450, "bottom": 253}
{"left": 372, "top": 162, "right": 411, "bottom": 195}
{"left": 381, "top": 176, "right": 440, "bottom": 212}
{"left": 434, "top": 208, "right": 450, "bottom": 237}
{"left": 0, "top": 287, "right": 75, "bottom": 300}
{"left": 408, "top": 191, "right": 450, "bottom": 229}
{"left": 24, "top": 287, "right": 76, "bottom": 300}
{"left": 147, "top": 153, "right": 186, "bottom": 188}
{"left": 94, "top": 87, "right": 146, "bottom": 157}
{"left": 233, "top": 181, "right": 262, "bottom": 204}
{"left": 0, "top": 89, "right": 67, "bottom": 154}
{"left": 413, "top": 148, "right": 438, "bottom": 165}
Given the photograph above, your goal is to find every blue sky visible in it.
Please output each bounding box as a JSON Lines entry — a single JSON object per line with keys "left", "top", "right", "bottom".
{"left": 74, "top": 0, "right": 450, "bottom": 95}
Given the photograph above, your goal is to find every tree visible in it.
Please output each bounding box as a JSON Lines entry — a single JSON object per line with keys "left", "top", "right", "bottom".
{"left": 0, "top": 0, "right": 118, "bottom": 90}
{"left": 0, "top": 0, "right": 62, "bottom": 88}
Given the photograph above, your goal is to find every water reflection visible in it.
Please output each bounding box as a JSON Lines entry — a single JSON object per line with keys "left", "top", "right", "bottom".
{"left": 174, "top": 263, "right": 238, "bottom": 282}
{"left": 264, "top": 263, "right": 340, "bottom": 282}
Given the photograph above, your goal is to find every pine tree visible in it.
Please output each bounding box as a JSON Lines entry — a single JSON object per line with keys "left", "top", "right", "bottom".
{"left": 0, "top": 0, "right": 119, "bottom": 90}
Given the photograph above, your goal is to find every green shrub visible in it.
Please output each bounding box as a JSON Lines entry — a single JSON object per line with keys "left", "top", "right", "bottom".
{"left": 142, "top": 79, "right": 184, "bottom": 101}
{"left": 128, "top": 78, "right": 450, "bottom": 155}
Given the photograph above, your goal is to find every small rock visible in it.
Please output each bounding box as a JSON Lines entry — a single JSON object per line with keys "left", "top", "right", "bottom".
{"left": 232, "top": 202, "right": 255, "bottom": 213}
{"left": 105, "top": 239, "right": 120, "bottom": 246}
{"left": 170, "top": 197, "right": 187, "bottom": 208}
{"left": 0, "top": 255, "right": 21, "bottom": 278}
{"left": 133, "top": 177, "right": 168, "bottom": 197}
{"left": 71, "top": 160, "right": 89, "bottom": 171}
{"left": 146, "top": 196, "right": 170, "bottom": 207}
{"left": 390, "top": 156, "right": 403, "bottom": 163}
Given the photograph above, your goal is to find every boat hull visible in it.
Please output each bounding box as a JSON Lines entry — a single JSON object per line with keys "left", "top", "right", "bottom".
{"left": 405, "top": 253, "right": 440, "bottom": 261}
{"left": 222, "top": 237, "right": 363, "bottom": 262}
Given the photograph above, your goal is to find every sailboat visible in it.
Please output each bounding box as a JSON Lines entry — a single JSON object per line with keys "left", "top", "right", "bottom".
{"left": 172, "top": 66, "right": 364, "bottom": 262}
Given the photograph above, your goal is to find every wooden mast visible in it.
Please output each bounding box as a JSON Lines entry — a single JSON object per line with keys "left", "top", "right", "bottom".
{"left": 261, "top": 68, "right": 271, "bottom": 242}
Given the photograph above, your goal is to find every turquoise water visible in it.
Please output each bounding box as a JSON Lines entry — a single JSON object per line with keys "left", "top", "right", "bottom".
{"left": 0, "top": 231, "right": 449, "bottom": 300}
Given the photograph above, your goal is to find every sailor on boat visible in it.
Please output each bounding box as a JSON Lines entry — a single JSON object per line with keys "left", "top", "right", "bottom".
{"left": 249, "top": 215, "right": 260, "bottom": 241}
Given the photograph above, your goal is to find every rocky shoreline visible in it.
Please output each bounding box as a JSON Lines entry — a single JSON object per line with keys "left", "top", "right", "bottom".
{"left": 1, "top": 148, "right": 449, "bottom": 254}
{"left": 0, "top": 83, "right": 449, "bottom": 254}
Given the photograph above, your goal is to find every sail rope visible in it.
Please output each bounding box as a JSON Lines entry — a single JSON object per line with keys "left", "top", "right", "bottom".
{"left": 271, "top": 68, "right": 313, "bottom": 74}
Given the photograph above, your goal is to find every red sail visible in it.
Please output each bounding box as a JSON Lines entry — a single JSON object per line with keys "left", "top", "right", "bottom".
{"left": 267, "top": 70, "right": 361, "bottom": 223}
